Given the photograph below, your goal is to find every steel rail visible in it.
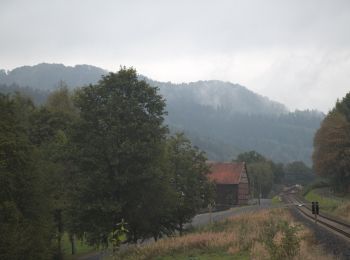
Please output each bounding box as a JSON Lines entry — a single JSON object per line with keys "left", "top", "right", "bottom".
{"left": 283, "top": 194, "right": 350, "bottom": 239}
{"left": 291, "top": 195, "right": 350, "bottom": 229}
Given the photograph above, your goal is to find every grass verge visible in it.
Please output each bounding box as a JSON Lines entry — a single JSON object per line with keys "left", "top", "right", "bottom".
{"left": 271, "top": 195, "right": 282, "bottom": 205}
{"left": 110, "top": 209, "right": 334, "bottom": 260}
{"left": 304, "top": 190, "right": 342, "bottom": 212}
{"left": 304, "top": 188, "right": 350, "bottom": 222}
{"left": 62, "top": 233, "right": 96, "bottom": 259}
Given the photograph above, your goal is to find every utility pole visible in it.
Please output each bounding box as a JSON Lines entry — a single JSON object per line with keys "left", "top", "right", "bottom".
{"left": 70, "top": 234, "right": 76, "bottom": 255}
{"left": 258, "top": 182, "right": 261, "bottom": 206}
{"left": 251, "top": 178, "right": 256, "bottom": 204}
{"left": 208, "top": 203, "right": 213, "bottom": 224}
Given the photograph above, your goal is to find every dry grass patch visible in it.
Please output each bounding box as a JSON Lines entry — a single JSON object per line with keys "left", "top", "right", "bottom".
{"left": 112, "top": 209, "right": 336, "bottom": 260}
{"left": 334, "top": 201, "right": 350, "bottom": 221}
{"left": 298, "top": 230, "right": 334, "bottom": 260}
{"left": 116, "top": 231, "right": 238, "bottom": 259}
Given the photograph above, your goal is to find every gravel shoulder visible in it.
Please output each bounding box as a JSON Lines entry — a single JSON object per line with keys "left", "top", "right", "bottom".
{"left": 289, "top": 203, "right": 350, "bottom": 260}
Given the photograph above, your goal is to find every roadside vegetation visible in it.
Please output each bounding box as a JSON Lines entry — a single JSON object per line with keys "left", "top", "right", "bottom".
{"left": 0, "top": 68, "right": 214, "bottom": 259}
{"left": 113, "top": 209, "right": 333, "bottom": 260}
{"left": 304, "top": 189, "right": 342, "bottom": 212}
{"left": 61, "top": 234, "right": 95, "bottom": 259}
{"left": 271, "top": 195, "right": 282, "bottom": 205}
{"left": 304, "top": 187, "right": 350, "bottom": 221}
{"left": 305, "top": 90, "right": 350, "bottom": 222}
{"left": 3, "top": 63, "right": 350, "bottom": 260}
{"left": 313, "top": 92, "right": 350, "bottom": 193}
{"left": 236, "top": 151, "right": 314, "bottom": 200}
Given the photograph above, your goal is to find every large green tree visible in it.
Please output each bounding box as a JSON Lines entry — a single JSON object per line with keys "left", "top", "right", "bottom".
{"left": 313, "top": 107, "right": 350, "bottom": 192}
{"left": 165, "top": 133, "right": 214, "bottom": 235}
{"left": 70, "top": 67, "right": 168, "bottom": 245}
{"left": 247, "top": 162, "right": 274, "bottom": 198}
{"left": 29, "top": 86, "right": 78, "bottom": 258}
{"left": 284, "top": 161, "right": 314, "bottom": 185}
{"left": 0, "top": 94, "right": 53, "bottom": 259}
{"left": 236, "top": 151, "right": 266, "bottom": 164}
{"left": 236, "top": 151, "right": 284, "bottom": 197}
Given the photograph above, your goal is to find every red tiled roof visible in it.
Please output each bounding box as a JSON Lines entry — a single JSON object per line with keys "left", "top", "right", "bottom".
{"left": 208, "top": 162, "right": 245, "bottom": 185}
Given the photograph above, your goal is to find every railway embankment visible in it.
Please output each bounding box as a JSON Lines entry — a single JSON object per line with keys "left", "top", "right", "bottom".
{"left": 289, "top": 204, "right": 350, "bottom": 259}
{"left": 284, "top": 191, "right": 350, "bottom": 259}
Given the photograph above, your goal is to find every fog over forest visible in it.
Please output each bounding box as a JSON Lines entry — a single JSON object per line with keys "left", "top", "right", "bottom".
{"left": 2, "top": 1, "right": 350, "bottom": 259}
{"left": 0, "top": 63, "right": 324, "bottom": 165}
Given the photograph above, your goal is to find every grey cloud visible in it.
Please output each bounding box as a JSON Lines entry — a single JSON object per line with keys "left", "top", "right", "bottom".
{"left": 1, "top": 0, "right": 350, "bottom": 112}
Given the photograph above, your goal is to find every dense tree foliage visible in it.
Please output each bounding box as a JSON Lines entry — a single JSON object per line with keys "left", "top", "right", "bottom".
{"left": 69, "top": 68, "right": 168, "bottom": 245}
{"left": 248, "top": 162, "right": 274, "bottom": 198}
{"left": 165, "top": 133, "right": 214, "bottom": 235}
{"left": 0, "top": 63, "right": 106, "bottom": 90}
{"left": 0, "top": 94, "right": 53, "bottom": 259}
{"left": 284, "top": 161, "right": 314, "bottom": 186}
{"left": 0, "top": 63, "right": 324, "bottom": 165}
{"left": 0, "top": 83, "right": 49, "bottom": 105}
{"left": 167, "top": 103, "right": 322, "bottom": 165}
{"left": 237, "top": 151, "right": 267, "bottom": 164}
{"left": 68, "top": 68, "right": 214, "bottom": 245}
{"left": 236, "top": 151, "right": 287, "bottom": 197}
{"left": 0, "top": 67, "right": 214, "bottom": 258}
{"left": 236, "top": 151, "right": 313, "bottom": 197}
{"left": 313, "top": 93, "right": 350, "bottom": 192}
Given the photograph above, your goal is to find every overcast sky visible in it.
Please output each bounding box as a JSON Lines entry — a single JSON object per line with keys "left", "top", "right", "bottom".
{"left": 1, "top": 0, "right": 350, "bottom": 112}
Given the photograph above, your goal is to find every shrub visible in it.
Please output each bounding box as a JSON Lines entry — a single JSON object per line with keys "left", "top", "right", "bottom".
{"left": 302, "top": 179, "right": 330, "bottom": 196}
{"left": 260, "top": 219, "right": 301, "bottom": 260}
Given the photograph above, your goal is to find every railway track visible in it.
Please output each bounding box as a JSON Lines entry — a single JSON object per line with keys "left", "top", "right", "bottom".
{"left": 283, "top": 194, "right": 350, "bottom": 240}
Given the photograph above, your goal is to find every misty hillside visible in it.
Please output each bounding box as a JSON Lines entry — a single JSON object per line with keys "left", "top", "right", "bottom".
{"left": 0, "top": 63, "right": 324, "bottom": 164}
{"left": 149, "top": 79, "right": 288, "bottom": 116}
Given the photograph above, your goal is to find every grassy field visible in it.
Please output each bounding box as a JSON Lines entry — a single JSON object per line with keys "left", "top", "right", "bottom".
{"left": 304, "top": 189, "right": 342, "bottom": 212}
{"left": 110, "top": 208, "right": 333, "bottom": 260}
{"left": 304, "top": 188, "right": 350, "bottom": 221}
{"left": 271, "top": 195, "right": 282, "bottom": 205}
{"left": 62, "top": 233, "right": 96, "bottom": 259}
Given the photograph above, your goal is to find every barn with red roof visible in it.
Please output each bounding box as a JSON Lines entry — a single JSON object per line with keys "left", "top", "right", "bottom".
{"left": 208, "top": 162, "right": 250, "bottom": 206}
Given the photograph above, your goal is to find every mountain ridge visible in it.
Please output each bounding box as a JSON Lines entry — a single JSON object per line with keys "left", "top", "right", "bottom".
{"left": 0, "top": 63, "right": 107, "bottom": 90}
{"left": 147, "top": 78, "right": 289, "bottom": 116}
{"left": 0, "top": 63, "right": 324, "bottom": 164}
{"left": 1, "top": 63, "right": 289, "bottom": 115}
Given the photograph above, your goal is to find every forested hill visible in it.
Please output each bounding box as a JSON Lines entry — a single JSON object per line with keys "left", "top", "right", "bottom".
{"left": 0, "top": 63, "right": 324, "bottom": 164}
{"left": 0, "top": 63, "right": 107, "bottom": 89}
{"left": 148, "top": 78, "right": 288, "bottom": 115}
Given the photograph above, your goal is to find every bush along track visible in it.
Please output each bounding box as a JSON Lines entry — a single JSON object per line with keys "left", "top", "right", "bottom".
{"left": 111, "top": 209, "right": 335, "bottom": 260}
{"left": 284, "top": 193, "right": 350, "bottom": 259}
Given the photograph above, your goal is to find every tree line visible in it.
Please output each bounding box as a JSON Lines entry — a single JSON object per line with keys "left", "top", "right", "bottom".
{"left": 164, "top": 98, "right": 323, "bottom": 164}
{"left": 0, "top": 65, "right": 325, "bottom": 165}
{"left": 0, "top": 68, "right": 214, "bottom": 259}
{"left": 236, "top": 151, "right": 314, "bottom": 198}
{"left": 313, "top": 92, "right": 350, "bottom": 193}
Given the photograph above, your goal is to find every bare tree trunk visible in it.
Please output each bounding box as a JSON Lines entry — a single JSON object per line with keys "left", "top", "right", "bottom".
{"left": 179, "top": 223, "right": 183, "bottom": 236}
{"left": 69, "top": 233, "right": 76, "bottom": 255}
{"left": 55, "top": 209, "right": 64, "bottom": 260}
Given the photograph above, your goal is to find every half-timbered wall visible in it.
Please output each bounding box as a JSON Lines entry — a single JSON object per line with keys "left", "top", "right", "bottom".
{"left": 215, "top": 184, "right": 238, "bottom": 206}
{"left": 238, "top": 167, "right": 250, "bottom": 205}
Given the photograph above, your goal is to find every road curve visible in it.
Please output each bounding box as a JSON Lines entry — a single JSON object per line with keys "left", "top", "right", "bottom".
{"left": 188, "top": 199, "right": 272, "bottom": 228}
{"left": 80, "top": 199, "right": 273, "bottom": 260}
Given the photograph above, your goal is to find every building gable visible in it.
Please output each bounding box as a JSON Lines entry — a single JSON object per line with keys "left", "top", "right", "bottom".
{"left": 208, "top": 161, "right": 250, "bottom": 206}
{"left": 208, "top": 162, "right": 245, "bottom": 185}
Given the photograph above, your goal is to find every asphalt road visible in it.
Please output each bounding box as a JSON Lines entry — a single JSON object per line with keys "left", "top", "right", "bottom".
{"left": 79, "top": 199, "right": 273, "bottom": 260}
{"left": 188, "top": 199, "right": 272, "bottom": 228}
